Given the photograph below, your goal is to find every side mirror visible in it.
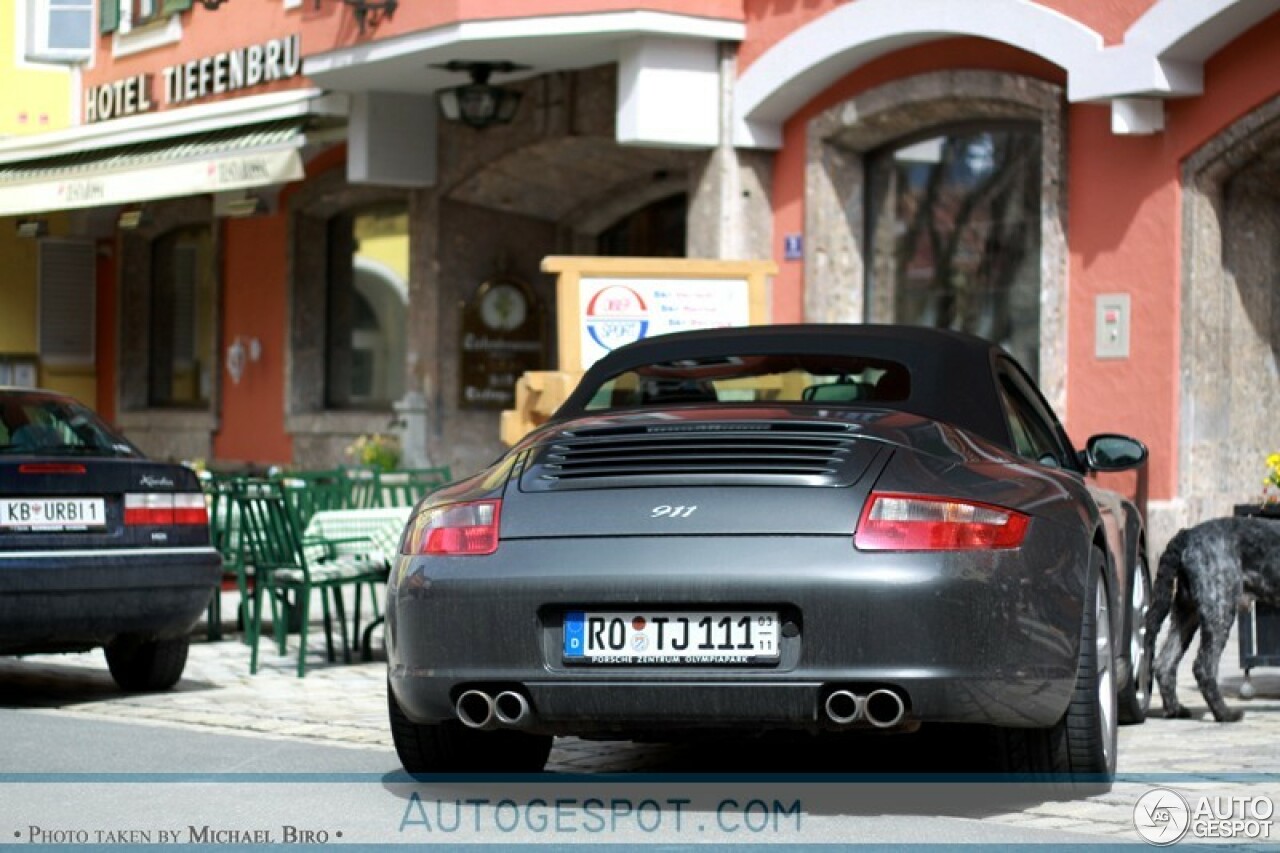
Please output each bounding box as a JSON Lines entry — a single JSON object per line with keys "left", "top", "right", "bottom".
{"left": 1081, "top": 434, "right": 1148, "bottom": 472}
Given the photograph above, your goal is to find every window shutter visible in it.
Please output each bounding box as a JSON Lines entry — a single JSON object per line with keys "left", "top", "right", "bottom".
{"left": 160, "top": 0, "right": 190, "bottom": 13}
{"left": 99, "top": 0, "right": 117, "bottom": 33}
{"left": 38, "top": 239, "right": 96, "bottom": 366}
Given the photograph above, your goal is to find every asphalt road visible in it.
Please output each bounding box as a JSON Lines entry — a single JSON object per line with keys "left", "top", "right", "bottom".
{"left": 0, "top": 711, "right": 1120, "bottom": 847}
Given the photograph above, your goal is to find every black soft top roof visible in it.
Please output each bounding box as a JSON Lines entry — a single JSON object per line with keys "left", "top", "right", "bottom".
{"left": 558, "top": 323, "right": 1016, "bottom": 448}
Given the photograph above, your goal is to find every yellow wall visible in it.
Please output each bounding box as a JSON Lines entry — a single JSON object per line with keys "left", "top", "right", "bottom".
{"left": 1, "top": 5, "right": 85, "bottom": 401}
{"left": 0, "top": 212, "right": 94, "bottom": 403}
{"left": 0, "top": 226, "right": 40, "bottom": 353}
{"left": 0, "top": 5, "right": 75, "bottom": 136}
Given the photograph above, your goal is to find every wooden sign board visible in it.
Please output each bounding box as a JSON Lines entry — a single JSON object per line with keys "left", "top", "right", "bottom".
{"left": 542, "top": 256, "right": 775, "bottom": 373}
{"left": 458, "top": 276, "right": 546, "bottom": 410}
{"left": 500, "top": 257, "right": 775, "bottom": 445}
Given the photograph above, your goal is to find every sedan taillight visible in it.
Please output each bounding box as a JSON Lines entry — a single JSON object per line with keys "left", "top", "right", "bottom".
{"left": 854, "top": 492, "right": 1029, "bottom": 551}
{"left": 405, "top": 499, "right": 501, "bottom": 556}
{"left": 124, "top": 492, "right": 209, "bottom": 526}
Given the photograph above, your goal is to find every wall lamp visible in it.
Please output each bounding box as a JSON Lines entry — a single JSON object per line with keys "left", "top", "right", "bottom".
{"left": 15, "top": 218, "right": 49, "bottom": 238}
{"left": 196, "top": 0, "right": 230, "bottom": 9}
{"left": 117, "top": 207, "right": 148, "bottom": 229}
{"left": 435, "top": 61, "right": 529, "bottom": 130}
{"left": 225, "top": 336, "right": 262, "bottom": 386}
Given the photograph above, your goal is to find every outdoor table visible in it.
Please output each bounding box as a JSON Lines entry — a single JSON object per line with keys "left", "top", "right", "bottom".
{"left": 1232, "top": 504, "right": 1280, "bottom": 698}
{"left": 304, "top": 505, "right": 413, "bottom": 659}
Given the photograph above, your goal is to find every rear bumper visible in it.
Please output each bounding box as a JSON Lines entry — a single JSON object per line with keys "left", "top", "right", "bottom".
{"left": 387, "top": 531, "right": 1089, "bottom": 735}
{"left": 0, "top": 546, "right": 221, "bottom": 654}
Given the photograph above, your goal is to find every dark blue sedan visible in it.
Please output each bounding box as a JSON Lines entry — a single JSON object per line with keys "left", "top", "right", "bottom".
{"left": 0, "top": 388, "right": 220, "bottom": 690}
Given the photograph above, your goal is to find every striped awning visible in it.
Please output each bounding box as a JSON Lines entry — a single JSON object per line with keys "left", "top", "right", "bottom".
{"left": 0, "top": 119, "right": 307, "bottom": 216}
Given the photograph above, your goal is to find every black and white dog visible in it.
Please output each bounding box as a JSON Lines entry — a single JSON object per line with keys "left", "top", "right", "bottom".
{"left": 1146, "top": 517, "right": 1280, "bottom": 722}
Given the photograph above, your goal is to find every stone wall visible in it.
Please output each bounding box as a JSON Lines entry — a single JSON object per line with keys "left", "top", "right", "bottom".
{"left": 430, "top": 200, "right": 557, "bottom": 477}
{"left": 117, "top": 196, "right": 218, "bottom": 462}
{"left": 1174, "top": 93, "right": 1280, "bottom": 546}
{"left": 803, "top": 71, "right": 1068, "bottom": 415}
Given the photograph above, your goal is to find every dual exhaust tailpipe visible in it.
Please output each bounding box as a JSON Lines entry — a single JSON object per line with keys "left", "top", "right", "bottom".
{"left": 824, "top": 688, "right": 907, "bottom": 729}
{"left": 460, "top": 685, "right": 907, "bottom": 730}
{"left": 455, "top": 689, "right": 531, "bottom": 730}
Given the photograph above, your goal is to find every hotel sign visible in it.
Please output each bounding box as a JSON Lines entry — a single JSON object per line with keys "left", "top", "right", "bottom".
{"left": 84, "top": 34, "right": 302, "bottom": 123}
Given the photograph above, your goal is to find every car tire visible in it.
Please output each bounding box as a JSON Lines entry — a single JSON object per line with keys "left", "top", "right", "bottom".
{"left": 994, "top": 548, "right": 1117, "bottom": 793}
{"left": 388, "top": 682, "right": 552, "bottom": 774}
{"left": 105, "top": 636, "right": 189, "bottom": 692}
{"left": 1117, "top": 553, "right": 1152, "bottom": 725}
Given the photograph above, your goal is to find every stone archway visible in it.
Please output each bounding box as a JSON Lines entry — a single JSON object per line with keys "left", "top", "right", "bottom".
{"left": 804, "top": 70, "right": 1068, "bottom": 412}
{"left": 1179, "top": 95, "right": 1280, "bottom": 525}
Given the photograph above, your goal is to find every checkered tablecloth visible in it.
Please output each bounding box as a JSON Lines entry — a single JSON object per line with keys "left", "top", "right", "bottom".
{"left": 303, "top": 506, "right": 413, "bottom": 567}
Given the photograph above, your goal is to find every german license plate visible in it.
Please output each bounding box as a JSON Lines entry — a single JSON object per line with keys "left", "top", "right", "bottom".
{"left": 0, "top": 497, "right": 106, "bottom": 531}
{"left": 563, "top": 611, "right": 780, "bottom": 664}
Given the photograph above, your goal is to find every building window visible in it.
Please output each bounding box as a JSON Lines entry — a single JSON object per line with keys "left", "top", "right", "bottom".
{"left": 325, "top": 205, "right": 408, "bottom": 409}
{"left": 866, "top": 123, "right": 1042, "bottom": 377}
{"left": 100, "top": 0, "right": 188, "bottom": 35}
{"left": 27, "top": 0, "right": 93, "bottom": 62}
{"left": 148, "top": 225, "right": 214, "bottom": 408}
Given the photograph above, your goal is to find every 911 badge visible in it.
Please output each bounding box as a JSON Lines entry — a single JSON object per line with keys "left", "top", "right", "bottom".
{"left": 651, "top": 505, "right": 696, "bottom": 519}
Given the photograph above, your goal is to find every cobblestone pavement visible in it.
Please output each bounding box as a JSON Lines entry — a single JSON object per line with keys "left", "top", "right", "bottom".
{"left": 3, "top": 593, "right": 1280, "bottom": 843}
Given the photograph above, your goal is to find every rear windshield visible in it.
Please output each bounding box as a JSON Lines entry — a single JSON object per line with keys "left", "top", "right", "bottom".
{"left": 583, "top": 354, "right": 911, "bottom": 412}
{"left": 0, "top": 393, "right": 139, "bottom": 456}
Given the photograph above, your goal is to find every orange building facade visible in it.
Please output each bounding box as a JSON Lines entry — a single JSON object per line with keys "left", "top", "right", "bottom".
{"left": 1, "top": 0, "right": 1277, "bottom": 548}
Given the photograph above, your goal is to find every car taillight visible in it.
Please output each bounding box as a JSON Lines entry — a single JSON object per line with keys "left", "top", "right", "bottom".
{"left": 173, "top": 493, "right": 209, "bottom": 525}
{"left": 406, "top": 499, "right": 501, "bottom": 556}
{"left": 125, "top": 492, "right": 209, "bottom": 526}
{"left": 854, "top": 492, "right": 1029, "bottom": 551}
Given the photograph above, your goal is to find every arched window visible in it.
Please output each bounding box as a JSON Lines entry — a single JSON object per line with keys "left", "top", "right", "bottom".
{"left": 866, "top": 123, "right": 1042, "bottom": 375}
{"left": 148, "top": 224, "right": 214, "bottom": 407}
{"left": 324, "top": 204, "right": 408, "bottom": 408}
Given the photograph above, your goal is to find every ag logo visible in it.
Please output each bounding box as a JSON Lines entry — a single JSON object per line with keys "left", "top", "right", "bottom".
{"left": 1134, "top": 788, "right": 1190, "bottom": 845}
{"left": 585, "top": 285, "right": 649, "bottom": 353}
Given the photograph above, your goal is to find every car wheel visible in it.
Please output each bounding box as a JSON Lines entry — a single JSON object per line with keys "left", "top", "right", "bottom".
{"left": 105, "top": 636, "right": 189, "bottom": 692}
{"left": 994, "top": 549, "right": 1117, "bottom": 793}
{"left": 1117, "top": 553, "right": 1152, "bottom": 725}
{"left": 387, "top": 682, "right": 552, "bottom": 774}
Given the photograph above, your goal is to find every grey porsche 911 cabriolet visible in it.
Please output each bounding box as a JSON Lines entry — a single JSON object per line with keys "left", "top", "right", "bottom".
{"left": 385, "top": 324, "right": 1151, "bottom": 786}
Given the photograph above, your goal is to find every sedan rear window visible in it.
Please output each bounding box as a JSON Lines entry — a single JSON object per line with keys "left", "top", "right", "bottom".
{"left": 583, "top": 354, "right": 911, "bottom": 411}
{"left": 0, "top": 394, "right": 138, "bottom": 456}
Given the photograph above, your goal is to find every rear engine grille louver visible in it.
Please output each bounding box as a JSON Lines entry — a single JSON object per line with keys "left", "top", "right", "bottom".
{"left": 527, "top": 422, "right": 867, "bottom": 489}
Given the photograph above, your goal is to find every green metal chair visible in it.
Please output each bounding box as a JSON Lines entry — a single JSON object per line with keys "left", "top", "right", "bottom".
{"left": 276, "top": 469, "right": 348, "bottom": 528}
{"left": 235, "top": 481, "right": 386, "bottom": 677}
{"left": 203, "top": 473, "right": 252, "bottom": 642}
{"left": 341, "top": 466, "right": 381, "bottom": 509}
{"left": 377, "top": 466, "right": 453, "bottom": 508}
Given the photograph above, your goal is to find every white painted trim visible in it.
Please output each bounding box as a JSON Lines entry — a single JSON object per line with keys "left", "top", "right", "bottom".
{"left": 617, "top": 37, "right": 720, "bottom": 149}
{"left": 733, "top": 0, "right": 1280, "bottom": 146}
{"left": 0, "top": 88, "right": 346, "bottom": 163}
{"left": 1069, "top": 0, "right": 1280, "bottom": 101}
{"left": 1112, "top": 97, "right": 1165, "bottom": 135}
{"left": 733, "top": 0, "right": 1102, "bottom": 149}
{"left": 1126, "top": 0, "right": 1280, "bottom": 62}
{"left": 111, "top": 11, "right": 182, "bottom": 58}
{"left": 304, "top": 10, "right": 743, "bottom": 79}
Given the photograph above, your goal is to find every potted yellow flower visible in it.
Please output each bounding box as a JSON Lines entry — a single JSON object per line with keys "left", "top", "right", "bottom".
{"left": 345, "top": 432, "right": 401, "bottom": 474}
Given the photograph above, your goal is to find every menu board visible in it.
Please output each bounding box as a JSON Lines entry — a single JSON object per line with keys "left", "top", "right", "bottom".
{"left": 577, "top": 277, "right": 751, "bottom": 371}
